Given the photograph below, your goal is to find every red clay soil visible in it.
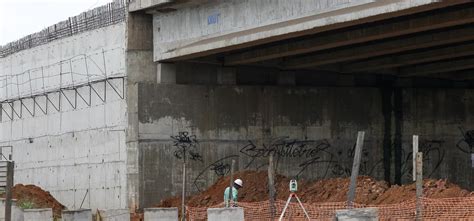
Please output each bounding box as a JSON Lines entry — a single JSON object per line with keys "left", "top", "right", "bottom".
{"left": 157, "top": 171, "right": 474, "bottom": 208}
{"left": 5, "top": 184, "right": 65, "bottom": 218}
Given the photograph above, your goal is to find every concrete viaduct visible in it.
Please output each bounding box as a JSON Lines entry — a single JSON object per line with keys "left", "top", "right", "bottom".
{"left": 0, "top": 0, "right": 473, "bottom": 212}
{"left": 129, "top": 0, "right": 474, "bottom": 208}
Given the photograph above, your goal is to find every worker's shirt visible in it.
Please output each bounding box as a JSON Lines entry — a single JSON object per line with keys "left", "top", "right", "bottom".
{"left": 223, "top": 186, "right": 238, "bottom": 207}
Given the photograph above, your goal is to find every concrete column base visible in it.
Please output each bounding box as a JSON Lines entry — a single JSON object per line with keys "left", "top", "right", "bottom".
{"left": 144, "top": 208, "right": 178, "bottom": 221}
{"left": 61, "top": 209, "right": 92, "bottom": 221}
{"left": 0, "top": 199, "right": 24, "bottom": 221}
{"left": 24, "top": 208, "right": 52, "bottom": 221}
{"left": 207, "top": 207, "right": 244, "bottom": 221}
{"left": 335, "top": 208, "right": 379, "bottom": 221}
{"left": 98, "top": 209, "right": 130, "bottom": 221}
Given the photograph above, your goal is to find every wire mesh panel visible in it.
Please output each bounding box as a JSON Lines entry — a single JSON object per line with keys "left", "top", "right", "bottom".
{"left": 0, "top": 0, "right": 127, "bottom": 58}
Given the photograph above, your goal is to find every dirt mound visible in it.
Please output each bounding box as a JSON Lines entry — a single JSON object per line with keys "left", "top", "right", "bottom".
{"left": 373, "top": 179, "right": 472, "bottom": 204}
{"left": 299, "top": 176, "right": 389, "bottom": 204}
{"left": 8, "top": 184, "right": 65, "bottom": 218}
{"left": 157, "top": 171, "right": 473, "bottom": 208}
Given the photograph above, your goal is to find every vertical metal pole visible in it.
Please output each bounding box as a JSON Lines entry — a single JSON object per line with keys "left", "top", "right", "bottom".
{"left": 181, "top": 161, "right": 186, "bottom": 221}
{"left": 228, "top": 160, "right": 235, "bottom": 207}
{"left": 5, "top": 161, "right": 14, "bottom": 221}
{"left": 268, "top": 154, "right": 275, "bottom": 219}
{"left": 416, "top": 152, "right": 423, "bottom": 221}
{"left": 413, "top": 135, "right": 419, "bottom": 181}
{"left": 347, "top": 131, "right": 365, "bottom": 208}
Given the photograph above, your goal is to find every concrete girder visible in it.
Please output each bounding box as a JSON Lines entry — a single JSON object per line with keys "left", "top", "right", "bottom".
{"left": 428, "top": 69, "right": 474, "bottom": 80}
{"left": 282, "top": 25, "right": 474, "bottom": 70}
{"left": 224, "top": 3, "right": 474, "bottom": 66}
{"left": 341, "top": 42, "right": 474, "bottom": 73}
{"left": 398, "top": 57, "right": 474, "bottom": 76}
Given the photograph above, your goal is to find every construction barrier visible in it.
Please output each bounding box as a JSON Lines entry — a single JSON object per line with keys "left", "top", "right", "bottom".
{"left": 187, "top": 196, "right": 474, "bottom": 220}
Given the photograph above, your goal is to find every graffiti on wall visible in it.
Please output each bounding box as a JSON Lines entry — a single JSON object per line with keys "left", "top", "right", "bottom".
{"left": 239, "top": 137, "right": 335, "bottom": 177}
{"left": 456, "top": 127, "right": 474, "bottom": 154}
{"left": 193, "top": 155, "right": 239, "bottom": 192}
{"left": 401, "top": 139, "right": 446, "bottom": 179}
{"left": 171, "top": 131, "right": 203, "bottom": 162}
{"left": 170, "top": 133, "right": 384, "bottom": 192}
{"left": 331, "top": 143, "right": 383, "bottom": 177}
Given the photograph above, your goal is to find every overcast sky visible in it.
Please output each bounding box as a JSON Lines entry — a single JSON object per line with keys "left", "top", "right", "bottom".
{"left": 0, "top": 0, "right": 113, "bottom": 45}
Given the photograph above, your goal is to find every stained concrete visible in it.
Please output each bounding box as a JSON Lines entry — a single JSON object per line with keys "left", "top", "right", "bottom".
{"left": 207, "top": 207, "right": 244, "bottom": 221}
{"left": 62, "top": 209, "right": 92, "bottom": 221}
{"left": 0, "top": 21, "right": 128, "bottom": 211}
{"left": 335, "top": 208, "right": 378, "bottom": 221}
{"left": 137, "top": 83, "right": 474, "bottom": 207}
{"left": 23, "top": 208, "right": 53, "bottom": 221}
{"left": 143, "top": 208, "right": 178, "bottom": 221}
{"left": 0, "top": 199, "right": 24, "bottom": 221}
{"left": 98, "top": 209, "right": 130, "bottom": 221}
{"left": 151, "top": 0, "right": 440, "bottom": 61}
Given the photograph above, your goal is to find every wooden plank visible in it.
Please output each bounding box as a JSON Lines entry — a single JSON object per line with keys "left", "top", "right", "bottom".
{"left": 5, "top": 161, "right": 14, "bottom": 221}
{"left": 413, "top": 135, "right": 419, "bottom": 182}
{"left": 268, "top": 154, "right": 276, "bottom": 219}
{"left": 347, "top": 131, "right": 365, "bottom": 208}
{"left": 416, "top": 153, "right": 423, "bottom": 221}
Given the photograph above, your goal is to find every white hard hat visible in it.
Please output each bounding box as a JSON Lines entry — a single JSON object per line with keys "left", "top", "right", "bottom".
{"left": 234, "top": 179, "right": 243, "bottom": 187}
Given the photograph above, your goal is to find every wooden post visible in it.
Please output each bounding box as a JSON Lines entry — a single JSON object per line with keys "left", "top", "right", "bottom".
{"left": 412, "top": 135, "right": 419, "bottom": 181}
{"left": 416, "top": 152, "right": 423, "bottom": 221}
{"left": 228, "top": 160, "right": 235, "bottom": 207}
{"left": 5, "top": 161, "right": 14, "bottom": 221}
{"left": 347, "top": 131, "right": 365, "bottom": 209}
{"left": 181, "top": 162, "right": 186, "bottom": 221}
{"left": 268, "top": 154, "right": 276, "bottom": 219}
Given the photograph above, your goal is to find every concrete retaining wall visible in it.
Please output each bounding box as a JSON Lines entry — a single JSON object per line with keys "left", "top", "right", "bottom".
{"left": 23, "top": 208, "right": 53, "bottom": 221}
{"left": 62, "top": 209, "right": 92, "bottom": 221}
{"left": 137, "top": 84, "right": 474, "bottom": 207}
{"left": 207, "top": 208, "right": 244, "bottom": 221}
{"left": 0, "top": 22, "right": 128, "bottom": 211}
{"left": 144, "top": 208, "right": 178, "bottom": 221}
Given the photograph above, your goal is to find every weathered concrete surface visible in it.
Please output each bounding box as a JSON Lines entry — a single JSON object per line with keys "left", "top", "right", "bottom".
{"left": 23, "top": 208, "right": 53, "bottom": 221}
{"left": 207, "top": 207, "right": 244, "bottom": 221}
{"left": 335, "top": 208, "right": 378, "bottom": 221}
{"left": 143, "top": 208, "right": 178, "bottom": 221}
{"left": 62, "top": 209, "right": 92, "bottom": 221}
{"left": 0, "top": 22, "right": 128, "bottom": 211}
{"left": 98, "top": 209, "right": 130, "bottom": 221}
{"left": 137, "top": 83, "right": 474, "bottom": 207}
{"left": 151, "top": 0, "right": 449, "bottom": 61}
{"left": 125, "top": 12, "right": 156, "bottom": 210}
{"left": 0, "top": 199, "right": 24, "bottom": 221}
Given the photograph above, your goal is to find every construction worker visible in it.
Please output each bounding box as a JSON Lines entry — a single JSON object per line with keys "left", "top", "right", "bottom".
{"left": 224, "top": 178, "right": 243, "bottom": 207}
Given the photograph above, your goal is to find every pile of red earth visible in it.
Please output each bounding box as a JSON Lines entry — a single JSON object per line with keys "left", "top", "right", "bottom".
{"left": 157, "top": 171, "right": 473, "bottom": 208}
{"left": 2, "top": 184, "right": 65, "bottom": 218}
